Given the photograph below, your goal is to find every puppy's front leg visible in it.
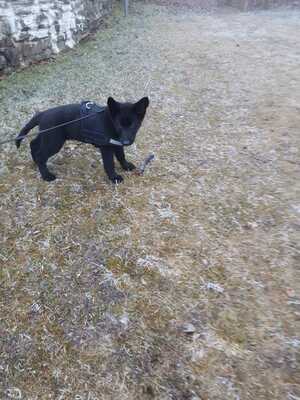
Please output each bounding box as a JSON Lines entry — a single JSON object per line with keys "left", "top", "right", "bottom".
{"left": 99, "top": 146, "right": 123, "bottom": 183}
{"left": 114, "top": 147, "right": 136, "bottom": 171}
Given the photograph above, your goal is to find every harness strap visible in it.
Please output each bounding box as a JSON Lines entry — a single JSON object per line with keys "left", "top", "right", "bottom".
{"left": 80, "top": 101, "right": 123, "bottom": 146}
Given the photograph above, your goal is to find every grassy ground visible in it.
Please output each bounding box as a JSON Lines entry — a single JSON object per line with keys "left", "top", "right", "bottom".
{"left": 1, "top": 2, "right": 300, "bottom": 399}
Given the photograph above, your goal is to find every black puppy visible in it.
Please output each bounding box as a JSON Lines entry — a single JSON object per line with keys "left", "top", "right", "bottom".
{"left": 16, "top": 97, "right": 149, "bottom": 183}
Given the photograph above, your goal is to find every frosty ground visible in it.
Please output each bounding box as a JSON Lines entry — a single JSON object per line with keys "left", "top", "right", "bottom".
{"left": 0, "top": 2, "right": 299, "bottom": 399}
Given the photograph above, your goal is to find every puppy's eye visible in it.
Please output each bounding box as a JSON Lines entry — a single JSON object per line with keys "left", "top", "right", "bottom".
{"left": 121, "top": 118, "right": 131, "bottom": 127}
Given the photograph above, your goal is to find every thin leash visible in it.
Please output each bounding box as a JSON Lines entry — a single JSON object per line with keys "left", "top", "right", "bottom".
{"left": 0, "top": 111, "right": 101, "bottom": 147}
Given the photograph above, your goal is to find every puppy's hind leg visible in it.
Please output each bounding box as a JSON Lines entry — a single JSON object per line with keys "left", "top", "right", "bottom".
{"left": 30, "top": 136, "right": 55, "bottom": 181}
{"left": 37, "top": 161, "right": 57, "bottom": 182}
{"left": 32, "top": 130, "right": 66, "bottom": 182}
{"left": 30, "top": 136, "right": 40, "bottom": 164}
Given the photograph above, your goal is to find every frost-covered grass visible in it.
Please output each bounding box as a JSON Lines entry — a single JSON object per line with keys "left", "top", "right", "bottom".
{"left": 1, "top": 2, "right": 300, "bottom": 399}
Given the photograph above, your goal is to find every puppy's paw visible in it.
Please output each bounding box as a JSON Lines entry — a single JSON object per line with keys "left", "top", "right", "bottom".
{"left": 42, "top": 173, "right": 56, "bottom": 182}
{"left": 110, "top": 174, "right": 124, "bottom": 184}
{"left": 122, "top": 161, "right": 136, "bottom": 171}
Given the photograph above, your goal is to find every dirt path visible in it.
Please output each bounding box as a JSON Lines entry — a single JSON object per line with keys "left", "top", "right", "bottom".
{"left": 0, "top": 3, "right": 299, "bottom": 399}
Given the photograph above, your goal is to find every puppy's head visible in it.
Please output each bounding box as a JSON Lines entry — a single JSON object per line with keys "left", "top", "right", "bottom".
{"left": 107, "top": 97, "right": 149, "bottom": 146}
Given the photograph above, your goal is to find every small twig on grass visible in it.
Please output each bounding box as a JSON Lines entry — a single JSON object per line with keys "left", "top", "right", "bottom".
{"left": 134, "top": 154, "right": 155, "bottom": 176}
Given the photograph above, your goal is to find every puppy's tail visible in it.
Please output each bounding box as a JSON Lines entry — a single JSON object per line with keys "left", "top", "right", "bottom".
{"left": 15, "top": 112, "right": 41, "bottom": 148}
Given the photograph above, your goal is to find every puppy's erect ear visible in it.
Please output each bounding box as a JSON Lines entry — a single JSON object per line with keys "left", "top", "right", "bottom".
{"left": 134, "top": 97, "right": 149, "bottom": 116}
{"left": 107, "top": 97, "right": 120, "bottom": 116}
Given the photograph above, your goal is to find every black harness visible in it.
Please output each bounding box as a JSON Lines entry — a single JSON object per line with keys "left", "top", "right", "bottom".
{"left": 79, "top": 101, "right": 125, "bottom": 147}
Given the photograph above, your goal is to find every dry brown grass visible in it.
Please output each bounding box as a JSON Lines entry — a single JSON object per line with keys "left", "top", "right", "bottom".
{"left": 1, "top": 2, "right": 300, "bottom": 399}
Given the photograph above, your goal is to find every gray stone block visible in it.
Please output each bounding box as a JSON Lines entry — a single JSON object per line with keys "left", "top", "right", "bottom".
{"left": 0, "top": 0, "right": 114, "bottom": 73}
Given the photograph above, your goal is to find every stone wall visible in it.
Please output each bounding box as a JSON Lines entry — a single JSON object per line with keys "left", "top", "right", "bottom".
{"left": 0, "top": 0, "right": 114, "bottom": 73}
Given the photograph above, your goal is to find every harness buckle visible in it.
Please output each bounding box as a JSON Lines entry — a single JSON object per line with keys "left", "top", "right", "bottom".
{"left": 86, "top": 101, "right": 94, "bottom": 110}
